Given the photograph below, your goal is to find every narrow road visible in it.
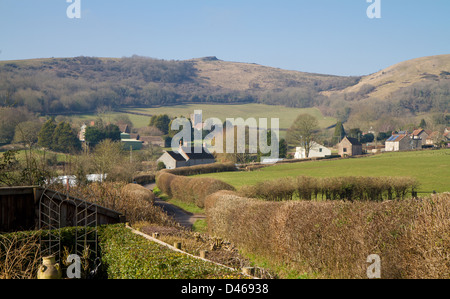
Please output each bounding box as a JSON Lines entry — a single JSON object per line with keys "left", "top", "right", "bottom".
{"left": 143, "top": 183, "right": 206, "bottom": 229}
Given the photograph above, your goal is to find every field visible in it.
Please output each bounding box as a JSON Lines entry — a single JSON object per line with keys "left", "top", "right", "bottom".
{"left": 195, "top": 149, "right": 450, "bottom": 194}
{"left": 69, "top": 103, "right": 336, "bottom": 137}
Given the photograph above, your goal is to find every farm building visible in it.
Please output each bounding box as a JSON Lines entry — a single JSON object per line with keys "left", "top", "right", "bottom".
{"left": 158, "top": 145, "right": 216, "bottom": 169}
{"left": 385, "top": 134, "right": 422, "bottom": 152}
{"left": 338, "top": 137, "right": 363, "bottom": 157}
{"left": 295, "top": 142, "right": 331, "bottom": 159}
{"left": 121, "top": 139, "right": 143, "bottom": 151}
{"left": 120, "top": 132, "right": 143, "bottom": 150}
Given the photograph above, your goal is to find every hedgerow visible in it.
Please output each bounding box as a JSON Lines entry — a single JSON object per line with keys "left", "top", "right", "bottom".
{"left": 205, "top": 191, "right": 450, "bottom": 279}
{"left": 239, "top": 176, "right": 419, "bottom": 202}
{"left": 156, "top": 172, "right": 236, "bottom": 208}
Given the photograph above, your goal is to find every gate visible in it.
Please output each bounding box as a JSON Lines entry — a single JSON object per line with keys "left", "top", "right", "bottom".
{"left": 39, "top": 185, "right": 98, "bottom": 264}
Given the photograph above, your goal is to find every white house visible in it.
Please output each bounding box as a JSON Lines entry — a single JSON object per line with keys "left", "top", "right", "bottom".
{"left": 295, "top": 142, "right": 331, "bottom": 159}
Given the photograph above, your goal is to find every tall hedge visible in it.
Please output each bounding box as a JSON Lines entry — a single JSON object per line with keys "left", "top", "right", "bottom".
{"left": 239, "top": 176, "right": 419, "bottom": 202}
{"left": 156, "top": 172, "right": 235, "bottom": 208}
{"left": 205, "top": 191, "right": 450, "bottom": 279}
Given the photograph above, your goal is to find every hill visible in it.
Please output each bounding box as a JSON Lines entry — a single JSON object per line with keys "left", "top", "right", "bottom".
{"left": 0, "top": 55, "right": 449, "bottom": 129}
{"left": 0, "top": 55, "right": 358, "bottom": 113}
{"left": 325, "top": 54, "right": 450, "bottom": 100}
{"left": 323, "top": 54, "right": 450, "bottom": 129}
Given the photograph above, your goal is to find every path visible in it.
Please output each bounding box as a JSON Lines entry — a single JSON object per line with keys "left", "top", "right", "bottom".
{"left": 143, "top": 183, "right": 206, "bottom": 229}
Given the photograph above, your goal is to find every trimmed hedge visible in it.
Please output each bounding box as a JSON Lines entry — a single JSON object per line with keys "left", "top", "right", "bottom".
{"left": 205, "top": 191, "right": 450, "bottom": 279}
{"left": 239, "top": 176, "right": 419, "bottom": 202}
{"left": 156, "top": 172, "right": 236, "bottom": 208}
{"left": 161, "top": 163, "right": 237, "bottom": 177}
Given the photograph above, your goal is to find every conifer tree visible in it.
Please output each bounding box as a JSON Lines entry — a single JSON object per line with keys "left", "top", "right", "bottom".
{"left": 38, "top": 118, "right": 56, "bottom": 149}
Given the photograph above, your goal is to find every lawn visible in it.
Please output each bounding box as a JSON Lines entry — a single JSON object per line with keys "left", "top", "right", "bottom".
{"left": 196, "top": 149, "right": 450, "bottom": 194}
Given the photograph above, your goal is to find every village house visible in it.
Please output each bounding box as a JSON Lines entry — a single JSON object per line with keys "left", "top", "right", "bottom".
{"left": 338, "top": 137, "right": 363, "bottom": 157}
{"left": 157, "top": 144, "right": 216, "bottom": 169}
{"left": 295, "top": 142, "right": 331, "bottom": 159}
{"left": 385, "top": 133, "right": 422, "bottom": 152}
{"left": 411, "top": 128, "right": 431, "bottom": 147}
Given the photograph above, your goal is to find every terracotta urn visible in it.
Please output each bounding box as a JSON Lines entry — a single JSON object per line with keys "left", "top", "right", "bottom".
{"left": 37, "top": 256, "right": 62, "bottom": 279}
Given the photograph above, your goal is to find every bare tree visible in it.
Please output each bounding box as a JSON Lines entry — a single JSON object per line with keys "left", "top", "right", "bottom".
{"left": 287, "top": 114, "right": 320, "bottom": 158}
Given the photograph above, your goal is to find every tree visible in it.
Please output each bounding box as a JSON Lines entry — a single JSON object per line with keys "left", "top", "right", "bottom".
{"left": 93, "top": 139, "right": 124, "bottom": 179}
{"left": 348, "top": 128, "right": 363, "bottom": 141}
{"left": 333, "top": 121, "right": 346, "bottom": 145}
{"left": 0, "top": 107, "right": 34, "bottom": 145}
{"left": 149, "top": 114, "right": 171, "bottom": 135}
{"left": 104, "top": 124, "right": 121, "bottom": 141}
{"left": 361, "top": 133, "right": 375, "bottom": 144}
{"left": 84, "top": 126, "right": 106, "bottom": 146}
{"left": 279, "top": 138, "right": 288, "bottom": 159}
{"left": 286, "top": 114, "right": 319, "bottom": 158}
{"left": 14, "top": 121, "right": 42, "bottom": 147}
{"left": 377, "top": 132, "right": 391, "bottom": 142}
{"left": 38, "top": 119, "right": 56, "bottom": 149}
{"left": 52, "top": 122, "right": 81, "bottom": 153}
{"left": 419, "top": 119, "right": 427, "bottom": 129}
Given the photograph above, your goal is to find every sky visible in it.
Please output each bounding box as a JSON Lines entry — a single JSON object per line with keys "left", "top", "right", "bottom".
{"left": 0, "top": 0, "right": 449, "bottom": 76}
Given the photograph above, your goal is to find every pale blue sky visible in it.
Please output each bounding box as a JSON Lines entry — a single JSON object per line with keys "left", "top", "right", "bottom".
{"left": 0, "top": 0, "right": 449, "bottom": 76}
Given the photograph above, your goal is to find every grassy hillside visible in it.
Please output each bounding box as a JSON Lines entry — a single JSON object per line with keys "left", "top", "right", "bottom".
{"left": 325, "top": 54, "right": 450, "bottom": 100}
{"left": 195, "top": 149, "right": 450, "bottom": 194}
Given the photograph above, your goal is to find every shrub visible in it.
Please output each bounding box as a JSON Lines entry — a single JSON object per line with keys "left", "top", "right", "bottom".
{"left": 133, "top": 173, "right": 156, "bottom": 185}
{"left": 156, "top": 172, "right": 178, "bottom": 197}
{"left": 52, "top": 181, "right": 174, "bottom": 226}
{"left": 168, "top": 175, "right": 236, "bottom": 208}
{"left": 238, "top": 176, "right": 419, "bottom": 202}
{"left": 205, "top": 191, "right": 450, "bottom": 279}
{"left": 162, "top": 163, "right": 237, "bottom": 176}
{"left": 122, "top": 183, "right": 155, "bottom": 205}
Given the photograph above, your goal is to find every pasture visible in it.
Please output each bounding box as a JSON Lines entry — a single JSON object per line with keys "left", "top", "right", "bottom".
{"left": 68, "top": 104, "right": 336, "bottom": 136}
{"left": 196, "top": 149, "right": 450, "bottom": 194}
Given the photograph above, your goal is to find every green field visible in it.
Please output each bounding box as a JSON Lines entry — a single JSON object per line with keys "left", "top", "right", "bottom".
{"left": 69, "top": 104, "right": 336, "bottom": 137}
{"left": 196, "top": 149, "right": 450, "bottom": 194}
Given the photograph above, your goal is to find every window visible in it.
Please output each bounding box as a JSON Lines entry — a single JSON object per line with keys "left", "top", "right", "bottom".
{"left": 319, "top": 148, "right": 323, "bottom": 153}
{"left": 343, "top": 148, "right": 347, "bottom": 153}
